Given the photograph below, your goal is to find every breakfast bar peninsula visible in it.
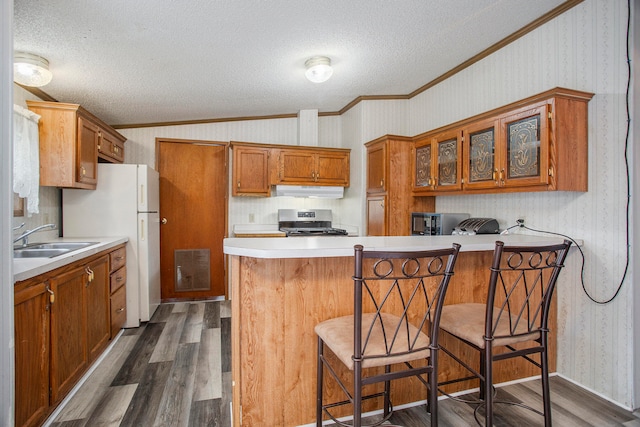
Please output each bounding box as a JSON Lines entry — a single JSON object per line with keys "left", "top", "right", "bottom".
{"left": 224, "top": 234, "right": 570, "bottom": 426}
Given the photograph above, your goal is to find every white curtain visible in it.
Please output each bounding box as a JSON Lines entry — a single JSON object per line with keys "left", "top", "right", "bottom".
{"left": 13, "top": 104, "right": 41, "bottom": 216}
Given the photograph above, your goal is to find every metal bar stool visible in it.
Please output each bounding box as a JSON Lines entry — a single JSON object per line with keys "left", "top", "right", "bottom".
{"left": 438, "top": 240, "right": 572, "bottom": 426}
{"left": 315, "top": 243, "right": 461, "bottom": 427}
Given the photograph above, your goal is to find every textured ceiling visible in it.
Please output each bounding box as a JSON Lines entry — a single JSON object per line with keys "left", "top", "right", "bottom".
{"left": 14, "top": 0, "right": 568, "bottom": 127}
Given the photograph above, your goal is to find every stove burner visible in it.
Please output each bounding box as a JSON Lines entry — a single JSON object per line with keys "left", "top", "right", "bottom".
{"left": 279, "top": 227, "right": 348, "bottom": 237}
{"left": 278, "top": 209, "right": 348, "bottom": 237}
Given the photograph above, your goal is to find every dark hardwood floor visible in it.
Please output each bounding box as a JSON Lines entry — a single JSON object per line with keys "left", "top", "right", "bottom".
{"left": 48, "top": 301, "right": 231, "bottom": 427}
{"left": 45, "top": 301, "right": 639, "bottom": 427}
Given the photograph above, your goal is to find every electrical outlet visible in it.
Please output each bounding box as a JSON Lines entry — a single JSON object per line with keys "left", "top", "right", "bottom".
{"left": 516, "top": 218, "right": 525, "bottom": 227}
{"left": 248, "top": 213, "right": 255, "bottom": 223}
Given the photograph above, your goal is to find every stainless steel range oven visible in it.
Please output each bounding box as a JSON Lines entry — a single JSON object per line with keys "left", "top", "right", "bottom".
{"left": 278, "top": 209, "right": 348, "bottom": 236}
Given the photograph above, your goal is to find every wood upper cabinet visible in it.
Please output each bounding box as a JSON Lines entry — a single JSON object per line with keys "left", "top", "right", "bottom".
{"left": 413, "top": 129, "right": 463, "bottom": 193}
{"left": 366, "top": 142, "right": 386, "bottom": 193}
{"left": 231, "top": 143, "right": 271, "bottom": 196}
{"left": 413, "top": 87, "right": 593, "bottom": 196}
{"left": 98, "top": 126, "right": 126, "bottom": 163}
{"left": 461, "top": 117, "right": 500, "bottom": 190}
{"left": 365, "top": 135, "right": 434, "bottom": 236}
{"left": 231, "top": 141, "right": 350, "bottom": 196}
{"left": 463, "top": 104, "right": 550, "bottom": 190}
{"left": 26, "top": 100, "right": 126, "bottom": 190}
{"left": 14, "top": 281, "right": 50, "bottom": 427}
{"left": 276, "top": 148, "right": 350, "bottom": 186}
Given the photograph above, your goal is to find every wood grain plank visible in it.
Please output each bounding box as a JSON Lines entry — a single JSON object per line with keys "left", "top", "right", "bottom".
{"left": 193, "top": 328, "right": 222, "bottom": 401}
{"left": 56, "top": 335, "right": 139, "bottom": 421}
{"left": 149, "top": 311, "right": 187, "bottom": 363}
{"left": 148, "top": 303, "right": 174, "bottom": 323}
{"left": 152, "top": 342, "right": 199, "bottom": 427}
{"left": 188, "top": 399, "right": 222, "bottom": 427}
{"left": 111, "top": 322, "right": 164, "bottom": 386}
{"left": 221, "top": 317, "right": 231, "bottom": 373}
{"left": 180, "top": 302, "right": 205, "bottom": 343}
{"left": 203, "top": 300, "right": 221, "bottom": 328}
{"left": 83, "top": 384, "right": 138, "bottom": 426}
{"left": 119, "top": 361, "right": 173, "bottom": 426}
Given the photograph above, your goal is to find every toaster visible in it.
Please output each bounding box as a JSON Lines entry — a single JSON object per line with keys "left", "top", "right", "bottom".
{"left": 452, "top": 218, "right": 500, "bottom": 235}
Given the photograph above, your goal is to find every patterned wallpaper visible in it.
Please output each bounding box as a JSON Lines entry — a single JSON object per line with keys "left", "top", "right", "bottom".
{"left": 406, "top": 0, "right": 633, "bottom": 407}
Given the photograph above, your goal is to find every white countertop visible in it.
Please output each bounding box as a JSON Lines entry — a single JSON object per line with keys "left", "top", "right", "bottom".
{"left": 13, "top": 236, "right": 129, "bottom": 283}
{"left": 223, "top": 234, "right": 573, "bottom": 259}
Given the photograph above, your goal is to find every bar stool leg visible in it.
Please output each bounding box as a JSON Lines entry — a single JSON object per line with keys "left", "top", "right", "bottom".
{"left": 316, "top": 337, "right": 324, "bottom": 427}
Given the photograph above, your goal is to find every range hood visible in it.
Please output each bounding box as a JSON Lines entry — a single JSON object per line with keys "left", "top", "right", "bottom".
{"left": 274, "top": 185, "right": 344, "bottom": 199}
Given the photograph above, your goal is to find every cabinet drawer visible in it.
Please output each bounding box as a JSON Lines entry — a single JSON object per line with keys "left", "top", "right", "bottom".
{"left": 110, "top": 286, "right": 126, "bottom": 339}
{"left": 98, "top": 130, "right": 125, "bottom": 163}
{"left": 110, "top": 266, "right": 126, "bottom": 294}
{"left": 109, "top": 247, "right": 126, "bottom": 272}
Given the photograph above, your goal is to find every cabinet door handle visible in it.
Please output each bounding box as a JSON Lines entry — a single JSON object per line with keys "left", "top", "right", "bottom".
{"left": 380, "top": 179, "right": 384, "bottom": 187}
{"left": 116, "top": 307, "right": 125, "bottom": 313}
{"left": 46, "top": 285, "right": 55, "bottom": 304}
{"left": 237, "top": 181, "right": 241, "bottom": 188}
{"left": 85, "top": 266, "right": 94, "bottom": 283}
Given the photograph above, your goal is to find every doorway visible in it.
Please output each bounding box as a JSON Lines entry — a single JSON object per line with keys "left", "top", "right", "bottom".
{"left": 156, "top": 138, "right": 228, "bottom": 301}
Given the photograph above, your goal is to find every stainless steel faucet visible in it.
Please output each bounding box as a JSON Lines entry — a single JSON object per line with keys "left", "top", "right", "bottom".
{"left": 13, "top": 223, "right": 57, "bottom": 247}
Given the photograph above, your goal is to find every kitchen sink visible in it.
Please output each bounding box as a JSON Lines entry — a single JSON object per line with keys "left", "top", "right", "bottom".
{"left": 13, "top": 242, "right": 97, "bottom": 258}
{"left": 24, "top": 242, "right": 97, "bottom": 250}
{"left": 13, "top": 248, "right": 72, "bottom": 258}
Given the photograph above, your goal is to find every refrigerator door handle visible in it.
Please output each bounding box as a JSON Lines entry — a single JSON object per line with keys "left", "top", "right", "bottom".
{"left": 140, "top": 218, "right": 146, "bottom": 241}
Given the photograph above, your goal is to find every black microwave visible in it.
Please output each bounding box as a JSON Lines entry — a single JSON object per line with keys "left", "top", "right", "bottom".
{"left": 411, "top": 212, "right": 470, "bottom": 235}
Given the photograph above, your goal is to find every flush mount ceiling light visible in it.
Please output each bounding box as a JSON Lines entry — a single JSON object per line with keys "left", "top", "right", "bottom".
{"left": 304, "top": 56, "right": 333, "bottom": 83}
{"left": 13, "top": 51, "right": 53, "bottom": 87}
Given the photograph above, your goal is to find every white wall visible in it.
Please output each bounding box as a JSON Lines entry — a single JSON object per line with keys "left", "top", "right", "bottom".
{"left": 1, "top": 0, "right": 14, "bottom": 424}
{"left": 632, "top": 0, "right": 639, "bottom": 411}
{"left": 407, "top": 0, "right": 633, "bottom": 408}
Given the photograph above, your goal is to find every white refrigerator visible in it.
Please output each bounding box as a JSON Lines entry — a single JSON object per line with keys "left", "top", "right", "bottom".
{"left": 63, "top": 164, "right": 161, "bottom": 328}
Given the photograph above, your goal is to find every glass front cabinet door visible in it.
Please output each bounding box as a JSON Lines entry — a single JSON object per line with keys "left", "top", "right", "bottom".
{"left": 463, "top": 118, "right": 499, "bottom": 190}
{"left": 413, "top": 129, "right": 462, "bottom": 193}
{"left": 499, "top": 104, "right": 549, "bottom": 188}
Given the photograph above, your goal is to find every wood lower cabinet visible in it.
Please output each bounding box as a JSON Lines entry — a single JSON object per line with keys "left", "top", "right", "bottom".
{"left": 412, "top": 87, "right": 593, "bottom": 196}
{"left": 14, "top": 282, "right": 50, "bottom": 427}
{"left": 85, "top": 255, "right": 110, "bottom": 362}
{"left": 366, "top": 195, "right": 386, "bottom": 236}
{"left": 14, "top": 243, "right": 126, "bottom": 427}
{"left": 26, "top": 101, "right": 127, "bottom": 189}
{"left": 365, "top": 135, "right": 434, "bottom": 236}
{"left": 49, "top": 265, "right": 89, "bottom": 404}
{"left": 109, "top": 246, "right": 127, "bottom": 338}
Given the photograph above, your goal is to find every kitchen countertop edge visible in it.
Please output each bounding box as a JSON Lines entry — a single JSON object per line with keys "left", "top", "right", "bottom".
{"left": 13, "top": 236, "right": 129, "bottom": 283}
{"left": 223, "top": 234, "right": 578, "bottom": 259}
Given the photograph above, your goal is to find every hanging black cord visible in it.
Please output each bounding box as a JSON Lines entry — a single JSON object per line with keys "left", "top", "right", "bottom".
{"left": 505, "top": 0, "right": 632, "bottom": 305}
